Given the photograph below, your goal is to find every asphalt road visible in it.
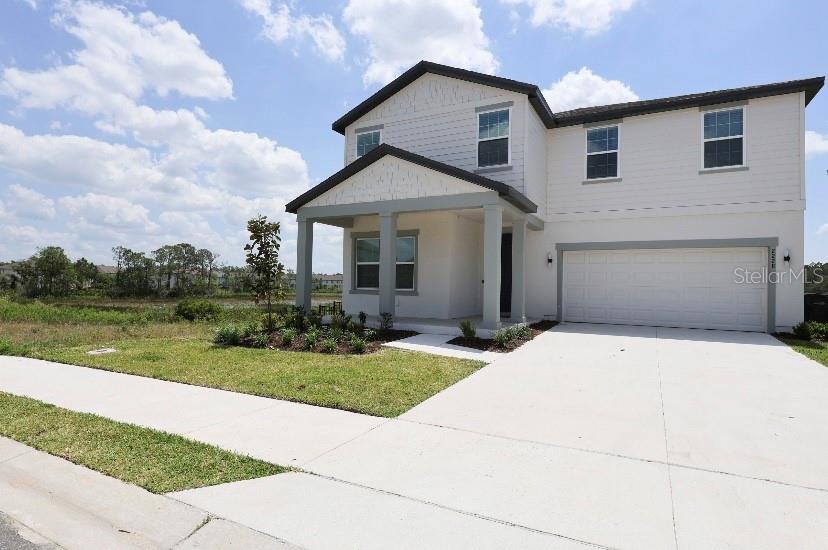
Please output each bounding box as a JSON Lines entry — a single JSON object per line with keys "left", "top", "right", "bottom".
{"left": 0, "top": 513, "right": 58, "bottom": 550}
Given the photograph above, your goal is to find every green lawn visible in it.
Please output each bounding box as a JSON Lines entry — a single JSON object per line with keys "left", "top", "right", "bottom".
{"left": 0, "top": 392, "right": 284, "bottom": 493}
{"left": 777, "top": 336, "right": 828, "bottom": 367}
{"left": 35, "top": 337, "right": 481, "bottom": 417}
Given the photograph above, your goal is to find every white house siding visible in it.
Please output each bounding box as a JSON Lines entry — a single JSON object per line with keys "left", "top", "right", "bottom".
{"left": 344, "top": 73, "right": 530, "bottom": 195}
{"left": 342, "top": 211, "right": 483, "bottom": 319}
{"left": 523, "top": 106, "right": 548, "bottom": 216}
{"left": 546, "top": 93, "right": 804, "bottom": 219}
{"left": 305, "top": 156, "right": 487, "bottom": 208}
{"left": 524, "top": 209, "right": 804, "bottom": 331}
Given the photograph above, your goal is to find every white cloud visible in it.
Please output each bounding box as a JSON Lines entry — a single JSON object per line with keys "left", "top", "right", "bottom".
{"left": 60, "top": 193, "right": 158, "bottom": 231}
{"left": 541, "top": 67, "right": 638, "bottom": 112}
{"left": 0, "top": 1, "right": 324, "bottom": 268}
{"left": 1, "top": 0, "right": 233, "bottom": 114}
{"left": 503, "top": 0, "right": 637, "bottom": 35}
{"left": 343, "top": 0, "right": 498, "bottom": 86}
{"left": 7, "top": 184, "right": 56, "bottom": 220}
{"left": 239, "top": 0, "right": 346, "bottom": 62}
{"left": 806, "top": 130, "right": 828, "bottom": 159}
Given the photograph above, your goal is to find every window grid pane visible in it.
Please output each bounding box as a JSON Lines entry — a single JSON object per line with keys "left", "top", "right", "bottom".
{"left": 356, "top": 238, "right": 380, "bottom": 262}
{"left": 356, "top": 131, "right": 381, "bottom": 157}
{"left": 704, "top": 137, "right": 743, "bottom": 168}
{"left": 586, "top": 152, "right": 618, "bottom": 179}
{"left": 478, "top": 138, "right": 509, "bottom": 167}
{"left": 356, "top": 265, "right": 379, "bottom": 289}
{"left": 396, "top": 236, "right": 416, "bottom": 262}
{"left": 478, "top": 109, "right": 509, "bottom": 140}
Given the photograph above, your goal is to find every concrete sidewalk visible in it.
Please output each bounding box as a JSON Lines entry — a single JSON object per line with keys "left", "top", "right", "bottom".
{"left": 382, "top": 333, "right": 503, "bottom": 362}
{"left": 0, "top": 356, "right": 383, "bottom": 466}
{"left": 0, "top": 437, "right": 295, "bottom": 550}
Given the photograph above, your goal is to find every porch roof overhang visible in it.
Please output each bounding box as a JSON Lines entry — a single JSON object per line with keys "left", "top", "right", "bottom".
{"left": 284, "top": 144, "right": 537, "bottom": 215}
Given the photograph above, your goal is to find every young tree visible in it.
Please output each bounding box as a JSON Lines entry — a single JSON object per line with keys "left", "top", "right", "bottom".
{"left": 16, "top": 246, "right": 75, "bottom": 297}
{"left": 73, "top": 257, "right": 99, "bottom": 290}
{"left": 244, "top": 216, "right": 285, "bottom": 332}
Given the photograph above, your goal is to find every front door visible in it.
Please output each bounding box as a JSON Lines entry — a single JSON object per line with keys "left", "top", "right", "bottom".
{"left": 500, "top": 233, "right": 512, "bottom": 316}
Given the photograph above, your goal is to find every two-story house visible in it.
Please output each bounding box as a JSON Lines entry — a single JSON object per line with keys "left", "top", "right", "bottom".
{"left": 286, "top": 61, "right": 823, "bottom": 333}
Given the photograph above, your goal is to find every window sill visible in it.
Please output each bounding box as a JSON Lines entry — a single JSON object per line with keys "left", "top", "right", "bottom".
{"left": 475, "top": 165, "right": 513, "bottom": 174}
{"left": 582, "top": 177, "right": 622, "bottom": 185}
{"left": 699, "top": 165, "right": 749, "bottom": 174}
{"left": 349, "top": 289, "right": 419, "bottom": 296}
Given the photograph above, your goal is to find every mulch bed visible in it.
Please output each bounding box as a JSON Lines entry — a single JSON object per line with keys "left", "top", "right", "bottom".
{"left": 447, "top": 320, "right": 559, "bottom": 353}
{"left": 250, "top": 328, "right": 417, "bottom": 355}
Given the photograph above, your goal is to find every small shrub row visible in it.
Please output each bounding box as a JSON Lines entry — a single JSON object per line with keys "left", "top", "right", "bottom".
{"left": 175, "top": 299, "right": 222, "bottom": 321}
{"left": 793, "top": 321, "right": 828, "bottom": 341}
{"left": 492, "top": 324, "right": 532, "bottom": 349}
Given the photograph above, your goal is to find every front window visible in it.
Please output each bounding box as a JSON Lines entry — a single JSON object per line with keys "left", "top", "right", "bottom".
{"left": 355, "top": 236, "right": 416, "bottom": 290}
{"left": 703, "top": 108, "right": 744, "bottom": 168}
{"left": 356, "top": 129, "right": 381, "bottom": 158}
{"left": 477, "top": 108, "right": 510, "bottom": 167}
{"left": 586, "top": 125, "right": 619, "bottom": 179}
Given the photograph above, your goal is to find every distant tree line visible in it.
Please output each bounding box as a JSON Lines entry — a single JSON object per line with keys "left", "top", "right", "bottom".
{"left": 2, "top": 243, "right": 259, "bottom": 299}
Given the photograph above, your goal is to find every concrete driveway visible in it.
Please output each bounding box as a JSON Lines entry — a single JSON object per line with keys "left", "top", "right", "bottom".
{"left": 176, "top": 324, "right": 828, "bottom": 549}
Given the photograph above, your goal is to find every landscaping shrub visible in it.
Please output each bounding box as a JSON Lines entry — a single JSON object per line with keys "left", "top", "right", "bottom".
{"left": 285, "top": 307, "right": 306, "bottom": 332}
{"left": 459, "top": 319, "right": 476, "bottom": 338}
{"left": 330, "top": 312, "right": 347, "bottom": 329}
{"left": 251, "top": 333, "right": 270, "bottom": 348}
{"left": 321, "top": 337, "right": 338, "bottom": 354}
{"left": 810, "top": 322, "right": 828, "bottom": 341}
{"left": 380, "top": 312, "right": 393, "bottom": 330}
{"left": 175, "top": 299, "right": 222, "bottom": 321}
{"left": 307, "top": 310, "right": 322, "bottom": 329}
{"left": 280, "top": 327, "right": 297, "bottom": 346}
{"left": 330, "top": 326, "right": 344, "bottom": 342}
{"left": 242, "top": 321, "right": 262, "bottom": 339}
{"left": 358, "top": 311, "right": 367, "bottom": 326}
{"left": 214, "top": 323, "right": 242, "bottom": 345}
{"left": 793, "top": 321, "right": 828, "bottom": 341}
{"left": 513, "top": 324, "right": 531, "bottom": 340}
{"left": 346, "top": 320, "right": 363, "bottom": 334}
{"left": 493, "top": 327, "right": 515, "bottom": 349}
{"left": 793, "top": 321, "right": 812, "bottom": 340}
{"left": 304, "top": 327, "right": 320, "bottom": 349}
{"left": 364, "top": 329, "right": 376, "bottom": 342}
{"left": 350, "top": 337, "right": 366, "bottom": 354}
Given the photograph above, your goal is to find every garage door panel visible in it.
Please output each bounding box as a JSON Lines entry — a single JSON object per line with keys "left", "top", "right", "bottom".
{"left": 563, "top": 247, "right": 767, "bottom": 332}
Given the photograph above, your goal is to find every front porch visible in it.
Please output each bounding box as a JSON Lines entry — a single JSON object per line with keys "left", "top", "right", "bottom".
{"left": 295, "top": 198, "right": 542, "bottom": 332}
{"left": 286, "top": 145, "right": 543, "bottom": 332}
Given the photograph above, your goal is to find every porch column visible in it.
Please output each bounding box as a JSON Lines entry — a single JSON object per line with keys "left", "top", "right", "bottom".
{"left": 378, "top": 212, "right": 397, "bottom": 318}
{"left": 511, "top": 217, "right": 527, "bottom": 323}
{"left": 482, "top": 204, "right": 502, "bottom": 330}
{"left": 295, "top": 218, "right": 313, "bottom": 311}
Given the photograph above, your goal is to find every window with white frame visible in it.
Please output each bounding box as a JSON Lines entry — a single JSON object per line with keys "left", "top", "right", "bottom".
{"left": 477, "top": 108, "right": 510, "bottom": 167}
{"left": 586, "top": 125, "right": 619, "bottom": 179}
{"left": 703, "top": 107, "right": 744, "bottom": 168}
{"left": 354, "top": 236, "right": 417, "bottom": 290}
{"left": 356, "top": 129, "right": 381, "bottom": 158}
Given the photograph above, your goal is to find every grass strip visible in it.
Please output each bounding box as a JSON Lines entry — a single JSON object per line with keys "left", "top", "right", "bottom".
{"left": 41, "top": 339, "right": 483, "bottom": 417}
{"left": 0, "top": 392, "right": 285, "bottom": 493}
{"left": 777, "top": 336, "right": 828, "bottom": 368}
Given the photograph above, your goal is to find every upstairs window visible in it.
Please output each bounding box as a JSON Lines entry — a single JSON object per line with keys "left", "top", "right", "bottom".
{"left": 586, "top": 125, "right": 619, "bottom": 180}
{"left": 477, "top": 108, "right": 510, "bottom": 167}
{"left": 703, "top": 108, "right": 744, "bottom": 168}
{"left": 356, "top": 129, "right": 381, "bottom": 158}
{"left": 354, "top": 236, "right": 417, "bottom": 291}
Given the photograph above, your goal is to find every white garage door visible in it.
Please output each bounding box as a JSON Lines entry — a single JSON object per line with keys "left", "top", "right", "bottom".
{"left": 562, "top": 247, "right": 768, "bottom": 332}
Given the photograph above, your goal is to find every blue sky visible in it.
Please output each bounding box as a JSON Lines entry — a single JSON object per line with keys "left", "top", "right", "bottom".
{"left": 0, "top": 0, "right": 826, "bottom": 273}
